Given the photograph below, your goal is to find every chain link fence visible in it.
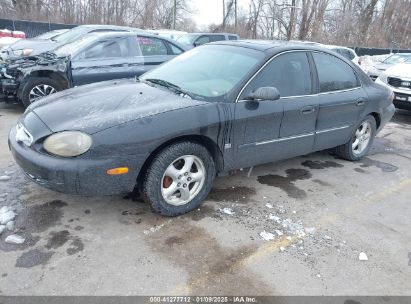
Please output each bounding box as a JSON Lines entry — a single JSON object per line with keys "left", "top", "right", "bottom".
{"left": 0, "top": 18, "right": 77, "bottom": 38}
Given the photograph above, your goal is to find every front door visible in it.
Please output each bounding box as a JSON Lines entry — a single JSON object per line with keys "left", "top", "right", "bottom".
{"left": 234, "top": 51, "right": 318, "bottom": 168}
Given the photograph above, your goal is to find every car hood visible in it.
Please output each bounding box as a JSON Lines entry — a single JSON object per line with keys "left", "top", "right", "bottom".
{"left": 375, "top": 62, "right": 391, "bottom": 71}
{"left": 384, "top": 63, "right": 411, "bottom": 78}
{"left": 4, "top": 39, "right": 58, "bottom": 56}
{"left": 26, "top": 79, "right": 207, "bottom": 134}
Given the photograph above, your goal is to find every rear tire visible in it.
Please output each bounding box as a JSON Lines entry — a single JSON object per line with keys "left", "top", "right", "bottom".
{"left": 335, "top": 115, "right": 376, "bottom": 161}
{"left": 141, "top": 141, "right": 215, "bottom": 216}
{"left": 21, "top": 77, "right": 64, "bottom": 108}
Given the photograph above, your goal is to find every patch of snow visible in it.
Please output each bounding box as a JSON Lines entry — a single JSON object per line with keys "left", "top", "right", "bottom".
{"left": 219, "top": 207, "right": 234, "bottom": 215}
{"left": 323, "top": 235, "right": 332, "bottom": 241}
{"left": 274, "top": 229, "right": 284, "bottom": 236}
{"left": 268, "top": 214, "right": 281, "bottom": 223}
{"left": 6, "top": 220, "right": 14, "bottom": 231}
{"left": 5, "top": 234, "right": 25, "bottom": 244}
{"left": 260, "top": 230, "right": 275, "bottom": 241}
{"left": 305, "top": 227, "right": 316, "bottom": 234}
{"left": 280, "top": 246, "right": 285, "bottom": 252}
{"left": 359, "top": 252, "right": 368, "bottom": 261}
{"left": 0, "top": 209, "right": 16, "bottom": 225}
{"left": 0, "top": 175, "right": 11, "bottom": 182}
{"left": 265, "top": 203, "right": 274, "bottom": 209}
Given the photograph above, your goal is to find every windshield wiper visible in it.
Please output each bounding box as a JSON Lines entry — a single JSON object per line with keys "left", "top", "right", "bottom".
{"left": 144, "top": 78, "right": 194, "bottom": 99}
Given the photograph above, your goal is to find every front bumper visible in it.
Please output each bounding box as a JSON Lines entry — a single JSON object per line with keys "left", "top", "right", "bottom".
{"left": 375, "top": 78, "right": 411, "bottom": 110}
{"left": 9, "top": 126, "right": 139, "bottom": 195}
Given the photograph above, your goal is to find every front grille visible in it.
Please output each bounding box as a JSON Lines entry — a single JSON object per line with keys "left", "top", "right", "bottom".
{"left": 388, "top": 77, "right": 411, "bottom": 89}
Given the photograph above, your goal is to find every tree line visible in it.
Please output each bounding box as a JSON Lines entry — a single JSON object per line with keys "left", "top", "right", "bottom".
{"left": 0, "top": 0, "right": 410, "bottom": 48}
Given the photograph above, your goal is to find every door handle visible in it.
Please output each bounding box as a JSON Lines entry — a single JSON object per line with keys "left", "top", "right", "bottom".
{"left": 356, "top": 99, "right": 365, "bottom": 106}
{"left": 301, "top": 106, "right": 315, "bottom": 114}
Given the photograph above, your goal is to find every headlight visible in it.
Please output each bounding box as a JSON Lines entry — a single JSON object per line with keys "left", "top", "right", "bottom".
{"left": 13, "top": 48, "right": 33, "bottom": 56}
{"left": 377, "top": 72, "right": 388, "bottom": 84}
{"left": 43, "top": 131, "right": 92, "bottom": 157}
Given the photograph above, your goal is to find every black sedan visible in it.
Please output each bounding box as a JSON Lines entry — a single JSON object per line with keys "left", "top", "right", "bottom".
{"left": 9, "top": 41, "right": 395, "bottom": 216}
{"left": 2, "top": 31, "right": 185, "bottom": 107}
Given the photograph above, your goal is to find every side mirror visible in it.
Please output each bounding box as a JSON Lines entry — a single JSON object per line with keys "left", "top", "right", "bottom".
{"left": 247, "top": 87, "right": 280, "bottom": 101}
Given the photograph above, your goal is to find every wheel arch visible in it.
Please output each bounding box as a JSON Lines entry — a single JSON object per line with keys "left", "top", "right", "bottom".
{"left": 136, "top": 134, "right": 224, "bottom": 186}
{"left": 25, "top": 70, "right": 69, "bottom": 88}
{"left": 369, "top": 112, "right": 381, "bottom": 129}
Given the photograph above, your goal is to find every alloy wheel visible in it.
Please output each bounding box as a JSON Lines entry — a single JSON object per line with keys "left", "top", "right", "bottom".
{"left": 29, "top": 84, "right": 57, "bottom": 103}
{"left": 352, "top": 120, "right": 372, "bottom": 155}
{"left": 161, "top": 155, "right": 206, "bottom": 206}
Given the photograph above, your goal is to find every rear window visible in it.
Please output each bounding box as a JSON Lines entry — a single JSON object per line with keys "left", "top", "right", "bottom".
{"left": 209, "top": 35, "right": 225, "bottom": 42}
{"left": 228, "top": 35, "right": 238, "bottom": 40}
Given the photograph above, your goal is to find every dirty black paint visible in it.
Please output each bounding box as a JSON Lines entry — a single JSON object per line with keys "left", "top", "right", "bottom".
{"left": 15, "top": 249, "right": 54, "bottom": 268}
{"left": 302, "top": 160, "right": 344, "bottom": 170}
{"left": 358, "top": 157, "right": 398, "bottom": 172}
{"left": 257, "top": 168, "right": 312, "bottom": 199}
{"left": 207, "top": 186, "right": 256, "bottom": 203}
{"left": 45, "top": 230, "right": 70, "bottom": 250}
{"left": 66, "top": 238, "right": 84, "bottom": 255}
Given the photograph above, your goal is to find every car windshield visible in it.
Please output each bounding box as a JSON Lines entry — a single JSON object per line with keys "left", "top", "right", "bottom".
{"left": 35, "top": 30, "right": 66, "bottom": 40}
{"left": 52, "top": 26, "right": 87, "bottom": 43}
{"left": 53, "top": 35, "right": 95, "bottom": 57}
{"left": 141, "top": 45, "right": 263, "bottom": 101}
{"left": 383, "top": 53, "right": 411, "bottom": 64}
{"left": 176, "top": 34, "right": 196, "bottom": 45}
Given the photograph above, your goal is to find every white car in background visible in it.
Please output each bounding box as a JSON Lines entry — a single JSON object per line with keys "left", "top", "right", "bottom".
{"left": 376, "top": 62, "right": 411, "bottom": 110}
{"left": 322, "top": 45, "right": 361, "bottom": 66}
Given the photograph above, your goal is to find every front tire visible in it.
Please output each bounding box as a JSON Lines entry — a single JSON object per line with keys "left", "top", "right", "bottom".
{"left": 141, "top": 141, "right": 215, "bottom": 216}
{"left": 21, "top": 77, "right": 64, "bottom": 108}
{"left": 335, "top": 115, "right": 376, "bottom": 161}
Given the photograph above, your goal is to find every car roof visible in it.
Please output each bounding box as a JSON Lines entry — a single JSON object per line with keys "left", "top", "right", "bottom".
{"left": 77, "top": 30, "right": 188, "bottom": 50}
{"left": 185, "top": 32, "right": 238, "bottom": 36}
{"left": 211, "top": 39, "right": 335, "bottom": 53}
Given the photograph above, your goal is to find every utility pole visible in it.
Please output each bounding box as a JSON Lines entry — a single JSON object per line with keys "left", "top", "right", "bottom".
{"left": 223, "top": 0, "right": 226, "bottom": 29}
{"left": 173, "top": 0, "right": 177, "bottom": 29}
{"left": 234, "top": 0, "right": 237, "bottom": 30}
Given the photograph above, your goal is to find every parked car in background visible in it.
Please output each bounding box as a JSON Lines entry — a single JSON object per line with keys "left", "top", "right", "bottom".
{"left": 146, "top": 29, "right": 187, "bottom": 41}
{"left": 1, "top": 31, "right": 185, "bottom": 107}
{"left": 176, "top": 32, "right": 239, "bottom": 48}
{"left": 322, "top": 45, "right": 360, "bottom": 66}
{"left": 9, "top": 41, "right": 395, "bottom": 216}
{"left": 376, "top": 61, "right": 411, "bottom": 110}
{"left": 369, "top": 53, "right": 411, "bottom": 80}
{"left": 0, "top": 24, "right": 142, "bottom": 61}
{"left": 0, "top": 37, "right": 22, "bottom": 49}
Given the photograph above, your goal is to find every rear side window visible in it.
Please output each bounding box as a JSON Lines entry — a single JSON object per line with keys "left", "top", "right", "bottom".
{"left": 242, "top": 51, "right": 312, "bottom": 98}
{"left": 228, "top": 35, "right": 238, "bottom": 40}
{"left": 209, "top": 35, "right": 225, "bottom": 42}
{"left": 313, "top": 52, "right": 359, "bottom": 93}
{"left": 137, "top": 36, "right": 168, "bottom": 56}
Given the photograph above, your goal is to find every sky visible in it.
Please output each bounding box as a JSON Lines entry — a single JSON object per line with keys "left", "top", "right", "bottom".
{"left": 190, "top": 0, "right": 251, "bottom": 29}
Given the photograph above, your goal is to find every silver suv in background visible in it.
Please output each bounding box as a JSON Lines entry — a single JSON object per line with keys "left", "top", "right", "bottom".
{"left": 176, "top": 32, "right": 239, "bottom": 48}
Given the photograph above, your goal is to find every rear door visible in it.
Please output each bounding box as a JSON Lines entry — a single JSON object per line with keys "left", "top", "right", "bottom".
{"left": 311, "top": 51, "right": 367, "bottom": 151}
{"left": 234, "top": 51, "right": 318, "bottom": 168}
{"left": 71, "top": 36, "right": 137, "bottom": 86}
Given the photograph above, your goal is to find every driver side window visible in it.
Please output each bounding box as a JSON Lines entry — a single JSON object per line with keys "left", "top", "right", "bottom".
{"left": 240, "top": 51, "right": 313, "bottom": 99}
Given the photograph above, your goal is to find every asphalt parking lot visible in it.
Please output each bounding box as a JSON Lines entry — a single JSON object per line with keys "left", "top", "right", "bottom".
{"left": 0, "top": 102, "right": 410, "bottom": 296}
